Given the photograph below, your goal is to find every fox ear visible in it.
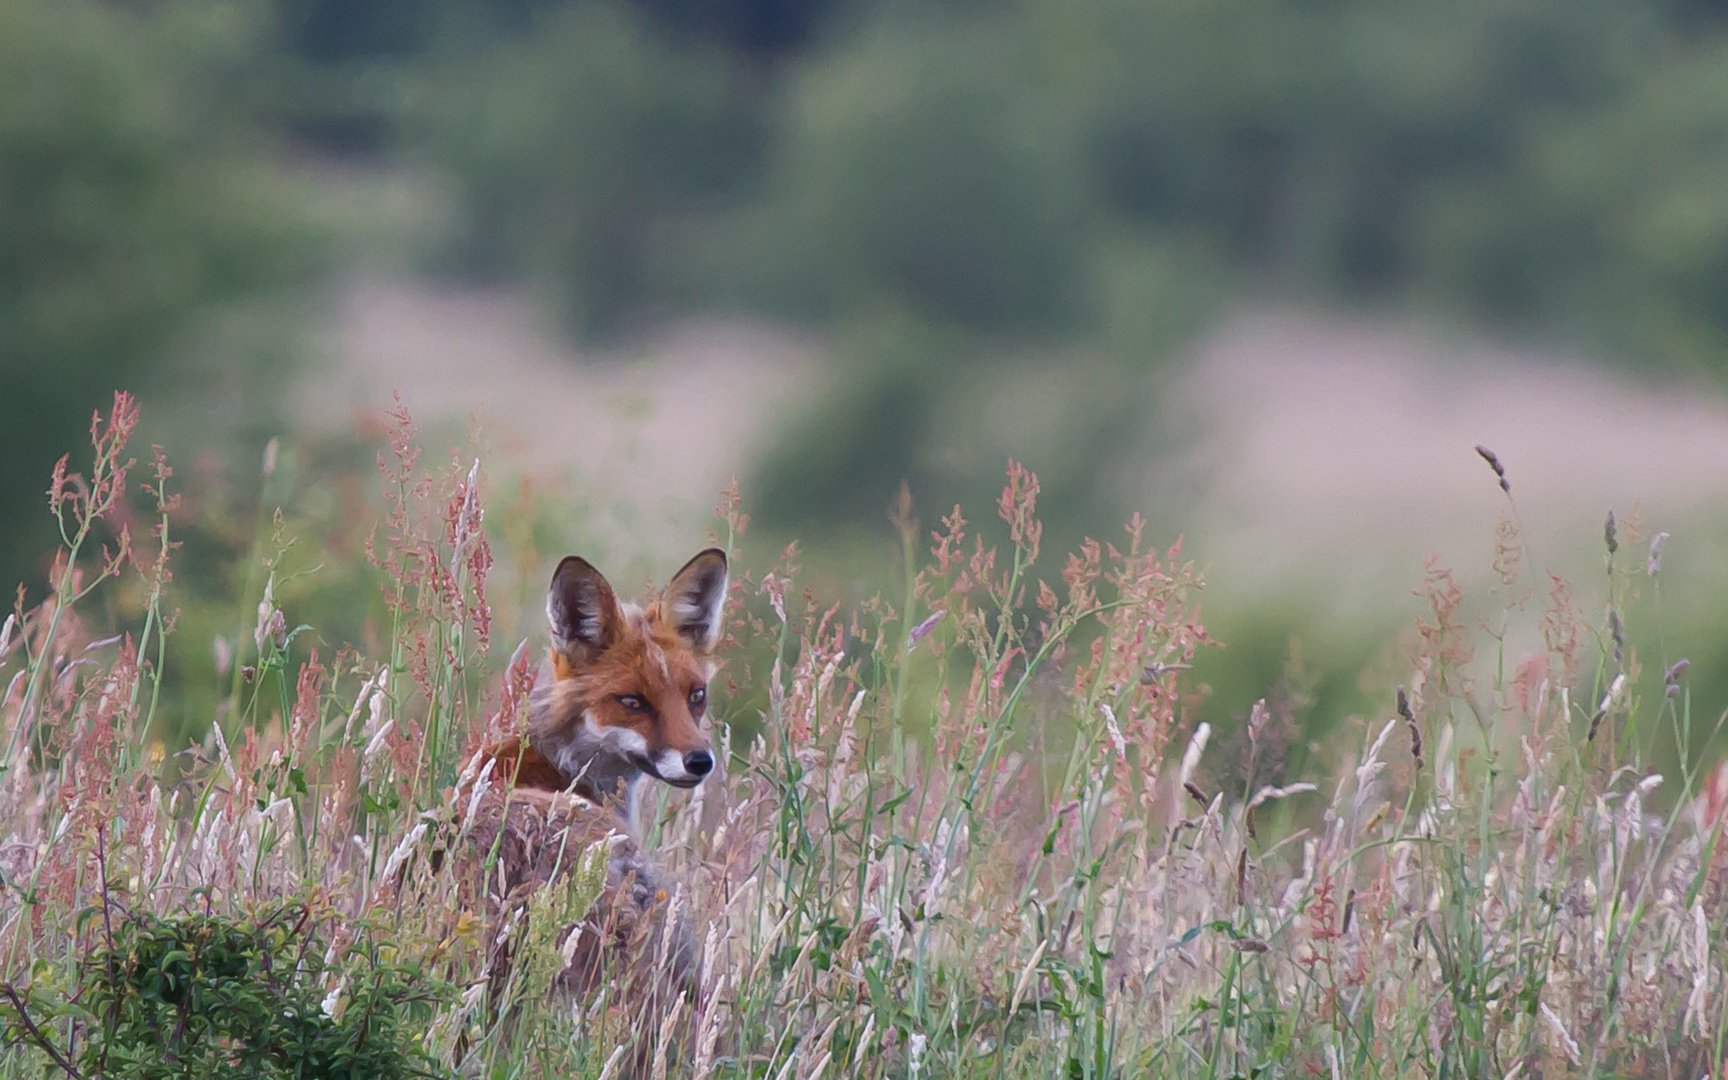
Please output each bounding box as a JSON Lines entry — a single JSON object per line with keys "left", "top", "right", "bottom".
{"left": 659, "top": 548, "right": 728, "bottom": 654}
{"left": 547, "top": 556, "right": 623, "bottom": 654}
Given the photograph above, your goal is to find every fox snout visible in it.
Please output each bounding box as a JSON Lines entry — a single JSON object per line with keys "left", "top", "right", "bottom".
{"left": 619, "top": 699, "right": 715, "bottom": 789}
{"left": 642, "top": 745, "right": 714, "bottom": 788}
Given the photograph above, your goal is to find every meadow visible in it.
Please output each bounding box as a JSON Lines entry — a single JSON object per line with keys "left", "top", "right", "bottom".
{"left": 0, "top": 392, "right": 1722, "bottom": 1079}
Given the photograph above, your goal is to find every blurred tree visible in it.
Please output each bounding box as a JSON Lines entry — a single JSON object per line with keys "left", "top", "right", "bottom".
{"left": 278, "top": 0, "right": 847, "bottom": 61}
{"left": 401, "top": 0, "right": 1728, "bottom": 534}
{"left": 742, "top": 0, "right": 1728, "bottom": 532}
{"left": 272, "top": 0, "right": 850, "bottom": 152}
{"left": 416, "top": 0, "right": 1728, "bottom": 367}
{"left": 0, "top": 0, "right": 322, "bottom": 599}
{"left": 755, "top": 16, "right": 1090, "bottom": 332}
{"left": 755, "top": 312, "right": 968, "bottom": 530}
{"left": 424, "top": 1, "right": 760, "bottom": 335}
{"left": 630, "top": 0, "right": 843, "bottom": 54}
{"left": 279, "top": 0, "right": 433, "bottom": 59}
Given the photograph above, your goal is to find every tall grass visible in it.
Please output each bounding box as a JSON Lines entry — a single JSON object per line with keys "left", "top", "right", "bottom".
{"left": 0, "top": 395, "right": 1724, "bottom": 1078}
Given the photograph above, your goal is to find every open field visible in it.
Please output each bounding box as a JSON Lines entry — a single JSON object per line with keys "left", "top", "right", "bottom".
{"left": 314, "top": 279, "right": 1728, "bottom": 608}
{"left": 0, "top": 395, "right": 1724, "bottom": 1078}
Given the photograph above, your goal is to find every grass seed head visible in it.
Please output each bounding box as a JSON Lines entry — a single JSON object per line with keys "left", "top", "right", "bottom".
{"left": 1648, "top": 530, "right": 1670, "bottom": 576}
{"left": 1397, "top": 686, "right": 1423, "bottom": 770}
{"left": 1474, "top": 444, "right": 1511, "bottom": 493}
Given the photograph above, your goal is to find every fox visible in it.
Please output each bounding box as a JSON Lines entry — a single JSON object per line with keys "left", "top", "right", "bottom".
{"left": 484, "top": 546, "right": 726, "bottom": 810}
{"left": 455, "top": 547, "right": 728, "bottom": 1061}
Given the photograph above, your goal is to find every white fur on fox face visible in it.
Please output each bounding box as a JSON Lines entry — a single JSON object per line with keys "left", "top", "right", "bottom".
{"left": 654, "top": 749, "right": 690, "bottom": 782}
{"left": 582, "top": 710, "right": 648, "bottom": 757}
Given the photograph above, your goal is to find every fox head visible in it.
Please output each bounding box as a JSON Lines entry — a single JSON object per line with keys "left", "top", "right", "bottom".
{"left": 527, "top": 548, "right": 728, "bottom": 801}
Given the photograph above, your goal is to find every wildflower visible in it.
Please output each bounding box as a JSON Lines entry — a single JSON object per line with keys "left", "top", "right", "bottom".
{"left": 261, "top": 436, "right": 279, "bottom": 479}
{"left": 905, "top": 610, "right": 946, "bottom": 652}
{"left": 760, "top": 573, "right": 788, "bottom": 624}
{"left": 908, "top": 1033, "right": 927, "bottom": 1077}
{"left": 1665, "top": 658, "right": 1690, "bottom": 698}
{"left": 1604, "top": 510, "right": 1618, "bottom": 556}
{"left": 997, "top": 460, "right": 1042, "bottom": 562}
{"left": 319, "top": 978, "right": 347, "bottom": 1023}
{"left": 1648, "top": 531, "right": 1670, "bottom": 576}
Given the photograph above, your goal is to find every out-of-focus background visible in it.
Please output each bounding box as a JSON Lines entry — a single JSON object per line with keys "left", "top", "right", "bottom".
{"left": 9, "top": 0, "right": 1728, "bottom": 760}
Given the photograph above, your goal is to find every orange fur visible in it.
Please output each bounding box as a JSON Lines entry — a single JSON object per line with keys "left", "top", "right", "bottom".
{"left": 454, "top": 548, "right": 728, "bottom": 1072}
{"left": 479, "top": 736, "right": 569, "bottom": 793}
{"left": 482, "top": 548, "right": 727, "bottom": 802}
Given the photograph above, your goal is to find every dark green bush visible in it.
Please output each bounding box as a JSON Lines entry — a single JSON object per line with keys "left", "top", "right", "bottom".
{"left": 0, "top": 903, "right": 452, "bottom": 1080}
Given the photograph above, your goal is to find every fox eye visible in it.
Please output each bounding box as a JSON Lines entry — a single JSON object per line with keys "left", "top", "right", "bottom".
{"left": 617, "top": 695, "right": 648, "bottom": 712}
{"left": 688, "top": 686, "right": 707, "bottom": 708}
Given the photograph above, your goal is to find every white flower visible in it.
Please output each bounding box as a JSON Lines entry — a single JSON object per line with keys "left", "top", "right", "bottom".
{"left": 320, "top": 978, "right": 347, "bottom": 1022}
{"left": 908, "top": 1033, "right": 928, "bottom": 1077}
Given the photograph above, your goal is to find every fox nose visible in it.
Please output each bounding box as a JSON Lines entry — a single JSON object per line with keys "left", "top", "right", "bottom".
{"left": 683, "top": 750, "right": 714, "bottom": 778}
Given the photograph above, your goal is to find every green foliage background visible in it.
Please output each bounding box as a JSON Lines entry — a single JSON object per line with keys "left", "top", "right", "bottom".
{"left": 12, "top": 0, "right": 1728, "bottom": 559}
{"left": 415, "top": 0, "right": 1728, "bottom": 361}
{"left": 10, "top": 0, "right": 1728, "bottom": 756}
{"left": 0, "top": 0, "right": 327, "bottom": 596}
